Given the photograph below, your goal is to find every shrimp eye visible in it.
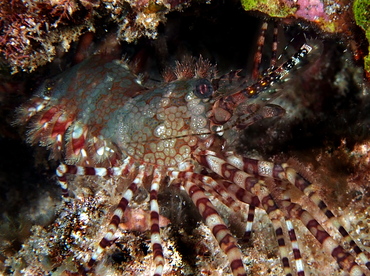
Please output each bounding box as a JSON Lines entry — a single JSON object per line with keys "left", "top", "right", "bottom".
{"left": 194, "top": 79, "right": 214, "bottom": 99}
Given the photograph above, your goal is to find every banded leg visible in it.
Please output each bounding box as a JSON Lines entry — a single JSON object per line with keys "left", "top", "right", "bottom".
{"left": 200, "top": 177, "right": 256, "bottom": 243}
{"left": 201, "top": 176, "right": 244, "bottom": 214}
{"left": 56, "top": 157, "right": 134, "bottom": 201}
{"left": 275, "top": 184, "right": 366, "bottom": 276}
{"left": 87, "top": 165, "right": 145, "bottom": 269}
{"left": 150, "top": 168, "right": 164, "bottom": 276}
{"left": 282, "top": 162, "right": 370, "bottom": 270}
{"left": 218, "top": 180, "right": 261, "bottom": 241}
{"left": 253, "top": 180, "right": 296, "bottom": 276}
{"left": 56, "top": 164, "right": 72, "bottom": 201}
{"left": 252, "top": 22, "right": 268, "bottom": 80}
{"left": 170, "top": 171, "right": 244, "bottom": 213}
{"left": 219, "top": 179, "right": 296, "bottom": 263}
{"left": 227, "top": 154, "right": 370, "bottom": 270}
{"left": 192, "top": 173, "right": 261, "bottom": 245}
{"left": 196, "top": 153, "right": 295, "bottom": 275}
{"left": 183, "top": 180, "right": 247, "bottom": 276}
{"left": 170, "top": 170, "right": 259, "bottom": 243}
{"left": 252, "top": 21, "right": 278, "bottom": 80}
{"left": 285, "top": 219, "right": 304, "bottom": 276}
{"left": 270, "top": 21, "right": 278, "bottom": 68}
{"left": 243, "top": 204, "right": 255, "bottom": 242}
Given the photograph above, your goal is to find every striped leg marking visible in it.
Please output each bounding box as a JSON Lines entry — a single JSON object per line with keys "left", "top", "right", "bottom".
{"left": 218, "top": 180, "right": 260, "bottom": 242}
{"left": 87, "top": 165, "right": 145, "bottom": 269}
{"left": 285, "top": 219, "right": 304, "bottom": 276}
{"left": 225, "top": 154, "right": 370, "bottom": 272}
{"left": 270, "top": 21, "right": 278, "bottom": 68}
{"left": 273, "top": 179, "right": 367, "bottom": 276}
{"left": 150, "top": 168, "right": 164, "bottom": 276}
{"left": 184, "top": 180, "right": 247, "bottom": 276}
{"left": 252, "top": 22, "right": 268, "bottom": 80}
{"left": 56, "top": 163, "right": 71, "bottom": 200}
{"left": 197, "top": 153, "right": 309, "bottom": 275}
{"left": 255, "top": 180, "right": 295, "bottom": 276}
{"left": 252, "top": 21, "right": 278, "bottom": 80}
{"left": 282, "top": 163, "right": 370, "bottom": 270}
{"left": 56, "top": 157, "right": 134, "bottom": 201}
{"left": 169, "top": 170, "right": 259, "bottom": 245}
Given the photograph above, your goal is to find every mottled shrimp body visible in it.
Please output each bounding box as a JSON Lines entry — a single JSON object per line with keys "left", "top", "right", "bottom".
{"left": 25, "top": 55, "right": 216, "bottom": 170}
{"left": 115, "top": 78, "right": 214, "bottom": 167}
{"left": 17, "top": 41, "right": 370, "bottom": 276}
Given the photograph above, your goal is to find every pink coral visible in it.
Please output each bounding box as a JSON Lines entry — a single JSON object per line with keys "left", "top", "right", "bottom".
{"left": 295, "top": 0, "right": 326, "bottom": 21}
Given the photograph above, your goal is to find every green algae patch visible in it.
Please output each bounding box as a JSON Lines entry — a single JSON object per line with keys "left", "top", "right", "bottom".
{"left": 353, "top": 0, "right": 370, "bottom": 77}
{"left": 240, "top": 0, "right": 353, "bottom": 34}
{"left": 240, "top": 0, "right": 296, "bottom": 18}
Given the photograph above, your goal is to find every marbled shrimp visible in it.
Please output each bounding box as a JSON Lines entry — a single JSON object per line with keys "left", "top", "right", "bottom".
{"left": 16, "top": 29, "right": 370, "bottom": 276}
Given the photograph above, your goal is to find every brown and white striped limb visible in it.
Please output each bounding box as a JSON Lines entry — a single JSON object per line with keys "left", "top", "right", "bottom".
{"left": 183, "top": 179, "right": 247, "bottom": 276}
{"left": 223, "top": 153, "right": 368, "bottom": 275}
{"left": 56, "top": 157, "right": 134, "bottom": 200}
{"left": 252, "top": 22, "right": 268, "bottom": 80}
{"left": 196, "top": 152, "right": 324, "bottom": 275}
{"left": 170, "top": 170, "right": 259, "bottom": 243}
{"left": 56, "top": 160, "right": 168, "bottom": 274}
{"left": 216, "top": 179, "right": 260, "bottom": 242}
{"left": 252, "top": 179, "right": 297, "bottom": 276}
{"left": 281, "top": 163, "right": 370, "bottom": 270}
{"left": 194, "top": 154, "right": 297, "bottom": 275}
{"left": 87, "top": 165, "right": 145, "bottom": 269}
{"left": 227, "top": 154, "right": 370, "bottom": 271}
{"left": 252, "top": 21, "right": 278, "bottom": 80}
{"left": 150, "top": 168, "right": 165, "bottom": 276}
